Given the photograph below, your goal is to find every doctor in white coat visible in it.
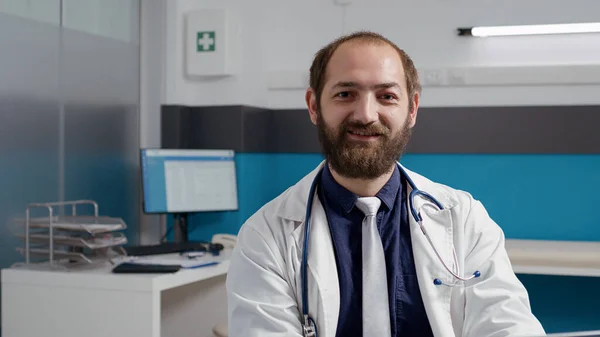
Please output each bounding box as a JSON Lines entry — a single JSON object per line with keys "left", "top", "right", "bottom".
{"left": 226, "top": 31, "right": 546, "bottom": 337}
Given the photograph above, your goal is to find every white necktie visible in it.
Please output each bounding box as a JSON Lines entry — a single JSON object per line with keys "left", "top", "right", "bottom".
{"left": 355, "top": 197, "right": 391, "bottom": 337}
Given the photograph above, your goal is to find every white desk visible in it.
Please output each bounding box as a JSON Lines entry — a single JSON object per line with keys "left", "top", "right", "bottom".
{"left": 3, "top": 240, "right": 599, "bottom": 337}
{"left": 506, "top": 239, "right": 600, "bottom": 277}
{"left": 1, "top": 254, "right": 230, "bottom": 337}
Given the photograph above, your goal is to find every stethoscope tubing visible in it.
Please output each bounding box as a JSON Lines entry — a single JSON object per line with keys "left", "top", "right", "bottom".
{"left": 300, "top": 163, "right": 480, "bottom": 324}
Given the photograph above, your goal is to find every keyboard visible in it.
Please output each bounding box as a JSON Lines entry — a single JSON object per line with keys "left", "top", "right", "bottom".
{"left": 124, "top": 241, "right": 224, "bottom": 256}
{"left": 112, "top": 262, "right": 181, "bottom": 274}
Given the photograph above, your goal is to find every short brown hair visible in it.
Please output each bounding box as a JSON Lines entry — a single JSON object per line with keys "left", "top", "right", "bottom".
{"left": 308, "top": 31, "right": 421, "bottom": 110}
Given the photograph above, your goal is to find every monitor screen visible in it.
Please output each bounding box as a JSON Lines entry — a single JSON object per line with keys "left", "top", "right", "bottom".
{"left": 141, "top": 149, "right": 238, "bottom": 213}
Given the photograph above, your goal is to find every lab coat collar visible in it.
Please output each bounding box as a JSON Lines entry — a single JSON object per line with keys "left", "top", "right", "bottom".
{"left": 276, "top": 160, "right": 457, "bottom": 222}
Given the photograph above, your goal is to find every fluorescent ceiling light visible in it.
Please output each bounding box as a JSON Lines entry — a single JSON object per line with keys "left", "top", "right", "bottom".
{"left": 458, "top": 22, "right": 600, "bottom": 37}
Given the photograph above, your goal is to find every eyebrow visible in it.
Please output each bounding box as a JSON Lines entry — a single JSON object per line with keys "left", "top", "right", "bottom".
{"left": 331, "top": 81, "right": 401, "bottom": 90}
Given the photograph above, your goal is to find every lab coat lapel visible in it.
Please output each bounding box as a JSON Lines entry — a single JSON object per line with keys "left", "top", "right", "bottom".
{"left": 285, "top": 162, "right": 458, "bottom": 337}
{"left": 305, "top": 189, "right": 340, "bottom": 337}
{"left": 280, "top": 161, "right": 340, "bottom": 337}
{"left": 406, "top": 181, "right": 455, "bottom": 337}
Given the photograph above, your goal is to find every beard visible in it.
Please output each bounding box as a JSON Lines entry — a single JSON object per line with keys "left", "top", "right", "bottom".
{"left": 316, "top": 110, "right": 413, "bottom": 180}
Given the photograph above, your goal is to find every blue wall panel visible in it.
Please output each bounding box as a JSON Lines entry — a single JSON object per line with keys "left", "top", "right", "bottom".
{"left": 189, "top": 153, "right": 600, "bottom": 243}
{"left": 400, "top": 154, "right": 600, "bottom": 241}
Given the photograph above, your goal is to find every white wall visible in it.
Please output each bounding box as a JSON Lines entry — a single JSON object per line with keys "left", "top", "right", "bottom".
{"left": 163, "top": 0, "right": 600, "bottom": 109}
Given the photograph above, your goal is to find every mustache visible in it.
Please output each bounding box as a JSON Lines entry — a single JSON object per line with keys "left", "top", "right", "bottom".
{"left": 342, "top": 120, "right": 390, "bottom": 136}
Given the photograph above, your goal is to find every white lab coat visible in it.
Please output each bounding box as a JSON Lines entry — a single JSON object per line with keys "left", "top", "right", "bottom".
{"left": 226, "top": 161, "right": 546, "bottom": 337}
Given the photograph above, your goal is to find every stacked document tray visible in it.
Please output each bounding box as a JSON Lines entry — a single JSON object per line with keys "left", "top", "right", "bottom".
{"left": 12, "top": 200, "right": 128, "bottom": 270}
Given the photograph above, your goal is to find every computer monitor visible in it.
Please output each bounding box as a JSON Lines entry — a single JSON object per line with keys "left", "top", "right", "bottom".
{"left": 140, "top": 148, "right": 238, "bottom": 241}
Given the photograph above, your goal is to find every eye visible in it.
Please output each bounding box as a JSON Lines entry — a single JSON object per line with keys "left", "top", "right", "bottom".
{"left": 380, "top": 93, "right": 397, "bottom": 100}
{"left": 334, "top": 91, "right": 351, "bottom": 98}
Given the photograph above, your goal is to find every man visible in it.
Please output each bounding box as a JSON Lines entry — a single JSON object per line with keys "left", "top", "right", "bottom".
{"left": 226, "top": 31, "right": 545, "bottom": 337}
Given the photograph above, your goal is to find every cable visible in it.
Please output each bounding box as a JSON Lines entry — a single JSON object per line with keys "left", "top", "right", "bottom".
{"left": 160, "top": 213, "right": 179, "bottom": 242}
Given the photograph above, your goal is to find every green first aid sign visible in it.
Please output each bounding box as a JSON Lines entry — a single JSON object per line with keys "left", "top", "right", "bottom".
{"left": 197, "top": 31, "right": 215, "bottom": 52}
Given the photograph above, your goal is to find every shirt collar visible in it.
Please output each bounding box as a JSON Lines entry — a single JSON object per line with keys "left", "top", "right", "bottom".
{"left": 377, "top": 164, "right": 401, "bottom": 210}
{"left": 320, "top": 163, "right": 401, "bottom": 214}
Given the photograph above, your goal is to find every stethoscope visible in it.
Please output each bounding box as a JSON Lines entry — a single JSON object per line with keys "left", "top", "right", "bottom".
{"left": 301, "top": 162, "right": 481, "bottom": 337}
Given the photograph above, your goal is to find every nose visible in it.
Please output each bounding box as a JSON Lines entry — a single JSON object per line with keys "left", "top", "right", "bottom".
{"left": 352, "top": 94, "right": 379, "bottom": 124}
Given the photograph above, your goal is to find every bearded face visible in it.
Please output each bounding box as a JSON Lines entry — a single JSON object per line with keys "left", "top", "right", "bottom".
{"left": 308, "top": 41, "right": 418, "bottom": 179}
{"left": 316, "top": 109, "right": 412, "bottom": 179}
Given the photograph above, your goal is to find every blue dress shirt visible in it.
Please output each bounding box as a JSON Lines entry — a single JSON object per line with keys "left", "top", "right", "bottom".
{"left": 318, "top": 164, "right": 434, "bottom": 337}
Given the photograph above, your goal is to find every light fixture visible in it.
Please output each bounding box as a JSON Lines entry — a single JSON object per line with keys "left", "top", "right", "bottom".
{"left": 457, "top": 22, "right": 600, "bottom": 37}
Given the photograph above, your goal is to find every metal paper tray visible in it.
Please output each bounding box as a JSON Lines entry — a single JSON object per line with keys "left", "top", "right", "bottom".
{"left": 16, "top": 247, "right": 93, "bottom": 264}
{"left": 17, "top": 232, "right": 128, "bottom": 249}
{"left": 21, "top": 216, "right": 127, "bottom": 234}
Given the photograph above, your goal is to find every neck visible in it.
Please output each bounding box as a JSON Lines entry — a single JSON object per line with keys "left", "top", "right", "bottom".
{"left": 328, "top": 163, "right": 395, "bottom": 197}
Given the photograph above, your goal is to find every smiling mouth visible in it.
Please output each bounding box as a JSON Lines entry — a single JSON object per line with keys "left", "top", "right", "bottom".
{"left": 347, "top": 130, "right": 382, "bottom": 140}
{"left": 348, "top": 129, "right": 381, "bottom": 136}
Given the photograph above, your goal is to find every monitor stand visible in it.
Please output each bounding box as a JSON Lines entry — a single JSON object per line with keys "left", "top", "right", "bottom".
{"left": 123, "top": 212, "right": 218, "bottom": 256}
{"left": 173, "top": 212, "right": 190, "bottom": 243}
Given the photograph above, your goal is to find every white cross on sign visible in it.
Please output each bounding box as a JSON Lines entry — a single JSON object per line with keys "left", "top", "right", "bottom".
{"left": 197, "top": 31, "right": 215, "bottom": 52}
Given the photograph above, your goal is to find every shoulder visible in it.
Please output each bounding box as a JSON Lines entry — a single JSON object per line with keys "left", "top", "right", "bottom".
{"left": 236, "top": 162, "right": 324, "bottom": 246}
{"left": 240, "top": 186, "right": 295, "bottom": 237}
{"left": 401, "top": 165, "right": 498, "bottom": 238}
{"left": 401, "top": 165, "right": 478, "bottom": 210}
{"left": 229, "top": 165, "right": 322, "bottom": 280}
{"left": 402, "top": 166, "right": 507, "bottom": 263}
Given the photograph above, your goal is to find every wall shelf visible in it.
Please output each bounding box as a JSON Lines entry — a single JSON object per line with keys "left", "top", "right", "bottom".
{"left": 506, "top": 239, "right": 600, "bottom": 277}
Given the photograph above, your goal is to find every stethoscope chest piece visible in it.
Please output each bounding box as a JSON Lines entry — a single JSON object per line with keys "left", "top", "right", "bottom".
{"left": 302, "top": 315, "right": 317, "bottom": 337}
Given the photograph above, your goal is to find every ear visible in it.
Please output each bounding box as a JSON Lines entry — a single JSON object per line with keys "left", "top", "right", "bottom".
{"left": 408, "top": 91, "right": 420, "bottom": 128}
{"left": 305, "top": 88, "right": 319, "bottom": 125}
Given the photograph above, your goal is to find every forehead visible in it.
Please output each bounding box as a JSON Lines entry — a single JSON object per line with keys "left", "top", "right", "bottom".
{"left": 324, "top": 40, "right": 406, "bottom": 89}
